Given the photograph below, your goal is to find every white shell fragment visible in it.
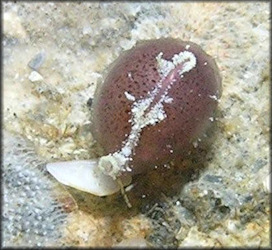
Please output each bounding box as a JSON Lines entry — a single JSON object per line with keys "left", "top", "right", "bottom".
{"left": 46, "top": 160, "right": 132, "bottom": 196}
{"left": 28, "top": 71, "right": 44, "bottom": 82}
{"left": 263, "top": 172, "right": 271, "bottom": 193}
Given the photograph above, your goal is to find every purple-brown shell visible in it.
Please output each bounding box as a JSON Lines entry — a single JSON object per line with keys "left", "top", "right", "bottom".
{"left": 91, "top": 38, "right": 222, "bottom": 174}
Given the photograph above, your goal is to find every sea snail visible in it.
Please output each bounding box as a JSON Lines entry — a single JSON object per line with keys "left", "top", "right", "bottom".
{"left": 47, "top": 38, "right": 222, "bottom": 198}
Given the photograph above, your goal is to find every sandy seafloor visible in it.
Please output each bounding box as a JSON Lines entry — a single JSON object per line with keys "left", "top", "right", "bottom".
{"left": 2, "top": 1, "right": 270, "bottom": 248}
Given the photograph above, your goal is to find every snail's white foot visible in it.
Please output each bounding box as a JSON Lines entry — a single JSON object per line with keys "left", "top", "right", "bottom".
{"left": 46, "top": 159, "right": 131, "bottom": 196}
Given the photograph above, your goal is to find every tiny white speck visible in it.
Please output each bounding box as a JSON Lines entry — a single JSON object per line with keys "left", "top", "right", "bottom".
{"left": 157, "top": 111, "right": 165, "bottom": 121}
{"left": 193, "top": 141, "right": 198, "bottom": 148}
{"left": 121, "top": 147, "right": 131, "bottom": 157}
{"left": 203, "top": 189, "right": 208, "bottom": 195}
{"left": 185, "top": 45, "right": 190, "bottom": 50}
{"left": 204, "top": 62, "right": 207, "bottom": 65}
{"left": 124, "top": 91, "right": 135, "bottom": 101}
{"left": 209, "top": 95, "right": 218, "bottom": 101}
{"left": 28, "top": 71, "right": 43, "bottom": 82}
{"left": 164, "top": 96, "right": 173, "bottom": 103}
{"left": 126, "top": 165, "right": 132, "bottom": 172}
{"left": 128, "top": 72, "right": 133, "bottom": 80}
{"left": 209, "top": 117, "right": 214, "bottom": 122}
{"left": 125, "top": 184, "right": 135, "bottom": 192}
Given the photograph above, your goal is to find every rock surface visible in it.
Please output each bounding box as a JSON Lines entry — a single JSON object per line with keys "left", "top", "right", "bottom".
{"left": 3, "top": 2, "right": 270, "bottom": 248}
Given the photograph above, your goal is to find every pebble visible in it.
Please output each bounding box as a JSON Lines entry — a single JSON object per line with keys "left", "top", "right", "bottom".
{"left": 4, "top": 12, "right": 27, "bottom": 39}
{"left": 28, "top": 71, "right": 44, "bottom": 82}
{"left": 28, "top": 51, "right": 46, "bottom": 70}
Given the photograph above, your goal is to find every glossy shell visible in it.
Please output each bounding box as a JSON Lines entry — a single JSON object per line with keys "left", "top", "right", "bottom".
{"left": 91, "top": 38, "right": 222, "bottom": 174}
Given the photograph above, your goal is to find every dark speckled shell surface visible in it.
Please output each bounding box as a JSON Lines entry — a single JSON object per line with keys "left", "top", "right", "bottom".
{"left": 91, "top": 38, "right": 222, "bottom": 174}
